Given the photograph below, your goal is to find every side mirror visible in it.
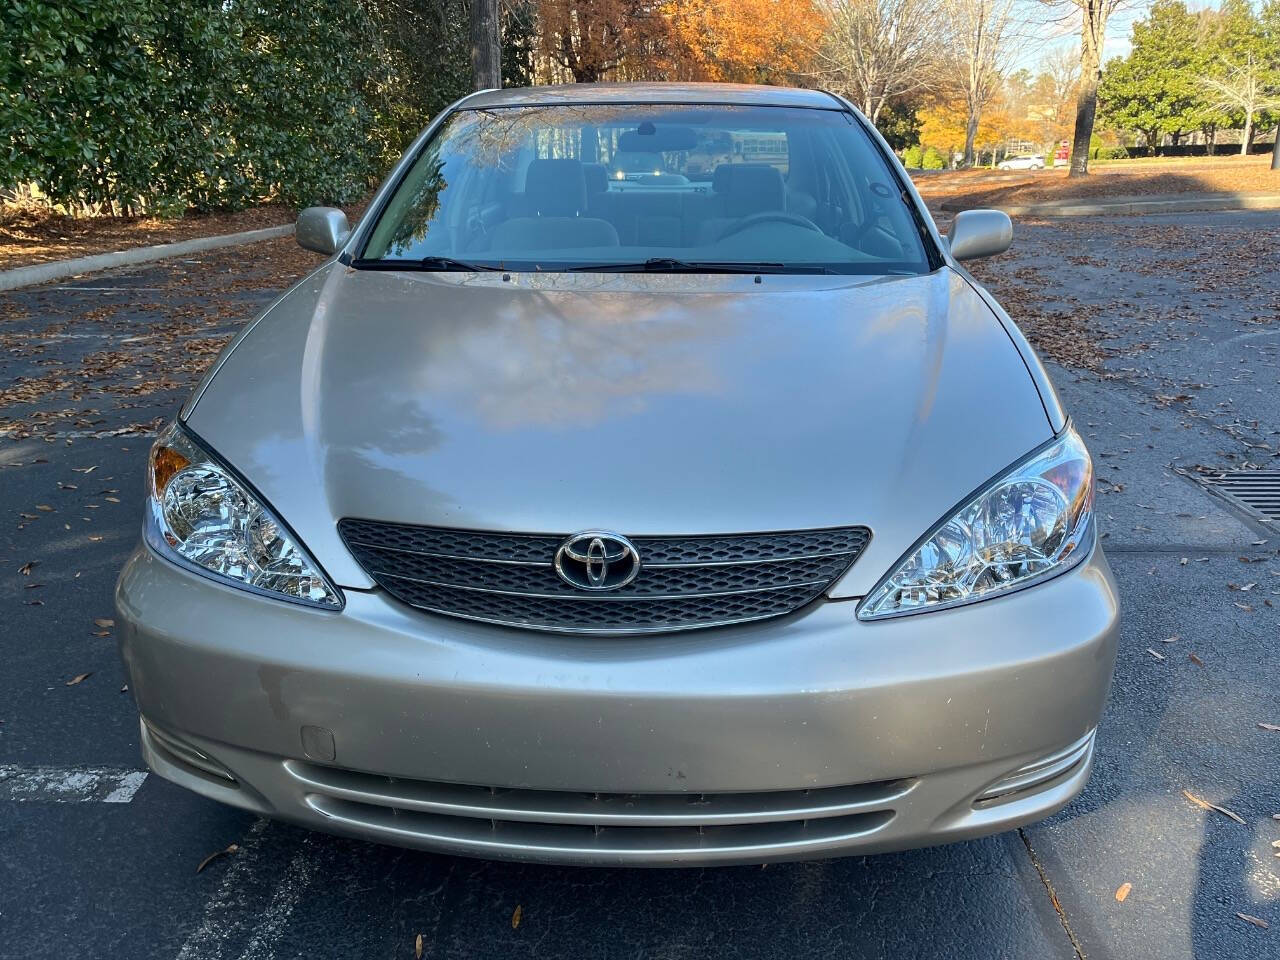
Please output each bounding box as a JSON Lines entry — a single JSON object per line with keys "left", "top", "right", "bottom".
{"left": 946, "top": 209, "right": 1012, "bottom": 261}
{"left": 296, "top": 206, "right": 351, "bottom": 255}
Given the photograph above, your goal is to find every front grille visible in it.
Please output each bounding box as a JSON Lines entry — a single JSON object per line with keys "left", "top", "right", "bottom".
{"left": 285, "top": 760, "right": 910, "bottom": 862}
{"left": 338, "top": 520, "right": 870, "bottom": 634}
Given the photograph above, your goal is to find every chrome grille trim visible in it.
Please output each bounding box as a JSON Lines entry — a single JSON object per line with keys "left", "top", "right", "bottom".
{"left": 975, "top": 729, "right": 1096, "bottom": 805}
{"left": 339, "top": 520, "right": 870, "bottom": 634}
{"left": 285, "top": 761, "right": 916, "bottom": 827}
{"left": 286, "top": 762, "right": 909, "bottom": 858}
{"left": 354, "top": 571, "right": 833, "bottom": 602}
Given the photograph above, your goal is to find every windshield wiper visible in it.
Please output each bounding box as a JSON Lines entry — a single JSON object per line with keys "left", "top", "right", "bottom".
{"left": 351, "top": 256, "right": 505, "bottom": 272}
{"left": 568, "top": 258, "right": 823, "bottom": 274}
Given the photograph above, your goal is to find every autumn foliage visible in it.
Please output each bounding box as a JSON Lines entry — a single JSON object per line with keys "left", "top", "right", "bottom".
{"left": 536, "top": 0, "right": 821, "bottom": 84}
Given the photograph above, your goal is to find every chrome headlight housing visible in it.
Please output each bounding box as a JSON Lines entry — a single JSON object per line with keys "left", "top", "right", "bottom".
{"left": 145, "top": 422, "right": 342, "bottom": 608}
{"left": 858, "top": 426, "right": 1094, "bottom": 620}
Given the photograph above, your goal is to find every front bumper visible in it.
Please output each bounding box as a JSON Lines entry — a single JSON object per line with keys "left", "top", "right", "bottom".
{"left": 116, "top": 544, "right": 1119, "bottom": 866}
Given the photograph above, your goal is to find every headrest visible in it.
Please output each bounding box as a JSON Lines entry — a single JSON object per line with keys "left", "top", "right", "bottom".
{"left": 525, "top": 158, "right": 587, "bottom": 216}
{"left": 582, "top": 162, "right": 608, "bottom": 195}
{"left": 712, "top": 163, "right": 734, "bottom": 194}
{"left": 720, "top": 163, "right": 786, "bottom": 217}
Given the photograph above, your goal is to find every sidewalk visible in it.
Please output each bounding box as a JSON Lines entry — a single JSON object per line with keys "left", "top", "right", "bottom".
{"left": 0, "top": 223, "right": 294, "bottom": 292}
{"left": 939, "top": 190, "right": 1280, "bottom": 217}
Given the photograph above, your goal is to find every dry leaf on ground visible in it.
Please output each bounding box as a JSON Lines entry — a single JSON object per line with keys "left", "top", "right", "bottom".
{"left": 415, "top": 933, "right": 423, "bottom": 959}
{"left": 1115, "top": 882, "right": 1132, "bottom": 902}
{"left": 1236, "top": 913, "right": 1269, "bottom": 929}
{"left": 511, "top": 904, "right": 522, "bottom": 930}
{"left": 1183, "top": 790, "right": 1246, "bottom": 825}
{"left": 195, "top": 842, "right": 239, "bottom": 874}
{"left": 65, "top": 673, "right": 91, "bottom": 686}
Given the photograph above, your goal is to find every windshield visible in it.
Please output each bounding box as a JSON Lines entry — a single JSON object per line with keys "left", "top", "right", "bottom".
{"left": 359, "top": 103, "right": 932, "bottom": 275}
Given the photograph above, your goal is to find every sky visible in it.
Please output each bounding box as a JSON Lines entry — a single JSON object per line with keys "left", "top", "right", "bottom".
{"left": 1012, "top": 0, "right": 1228, "bottom": 70}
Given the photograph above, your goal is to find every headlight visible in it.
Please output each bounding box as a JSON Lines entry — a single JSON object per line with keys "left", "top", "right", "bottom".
{"left": 145, "top": 423, "right": 342, "bottom": 608}
{"left": 858, "top": 426, "right": 1094, "bottom": 620}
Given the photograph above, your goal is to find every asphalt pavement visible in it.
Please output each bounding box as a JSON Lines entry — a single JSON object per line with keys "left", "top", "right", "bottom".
{"left": 2, "top": 215, "right": 1278, "bottom": 959}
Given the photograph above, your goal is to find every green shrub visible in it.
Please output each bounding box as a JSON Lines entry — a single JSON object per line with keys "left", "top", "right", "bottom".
{"left": 902, "top": 145, "right": 924, "bottom": 168}
{"left": 0, "top": 0, "right": 534, "bottom": 213}
{"left": 921, "top": 147, "right": 946, "bottom": 170}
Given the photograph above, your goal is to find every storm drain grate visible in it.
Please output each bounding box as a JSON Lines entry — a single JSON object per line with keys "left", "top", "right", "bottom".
{"left": 1202, "top": 471, "right": 1280, "bottom": 522}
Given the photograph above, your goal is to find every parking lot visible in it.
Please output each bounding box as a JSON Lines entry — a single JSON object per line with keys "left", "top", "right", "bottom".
{"left": 2, "top": 211, "right": 1278, "bottom": 959}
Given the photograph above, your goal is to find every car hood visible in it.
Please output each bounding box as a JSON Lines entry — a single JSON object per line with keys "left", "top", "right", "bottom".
{"left": 186, "top": 264, "right": 1054, "bottom": 597}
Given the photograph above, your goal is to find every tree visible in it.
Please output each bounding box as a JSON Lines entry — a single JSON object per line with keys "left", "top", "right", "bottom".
{"left": 1204, "top": 0, "right": 1280, "bottom": 154}
{"left": 811, "top": 0, "right": 943, "bottom": 124}
{"left": 944, "top": 0, "right": 1019, "bottom": 167}
{"left": 1097, "top": 0, "right": 1205, "bottom": 155}
{"left": 664, "top": 0, "right": 822, "bottom": 84}
{"left": 536, "top": 0, "right": 668, "bottom": 82}
{"left": 1203, "top": 54, "right": 1280, "bottom": 153}
{"left": 470, "top": 0, "right": 502, "bottom": 89}
{"left": 1028, "top": 47, "right": 1080, "bottom": 149}
{"left": 1043, "top": 0, "right": 1129, "bottom": 176}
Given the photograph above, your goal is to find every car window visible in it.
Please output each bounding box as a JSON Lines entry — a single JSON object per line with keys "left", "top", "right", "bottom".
{"left": 360, "top": 104, "right": 931, "bottom": 275}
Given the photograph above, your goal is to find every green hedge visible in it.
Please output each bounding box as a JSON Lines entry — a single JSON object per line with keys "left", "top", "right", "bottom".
{"left": 1, "top": 0, "right": 536, "bottom": 214}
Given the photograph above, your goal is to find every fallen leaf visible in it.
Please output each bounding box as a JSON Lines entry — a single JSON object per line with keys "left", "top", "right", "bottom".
{"left": 1158, "top": 635, "right": 1179, "bottom": 643}
{"left": 93, "top": 618, "right": 114, "bottom": 628}
{"left": 415, "top": 934, "right": 424, "bottom": 959}
{"left": 88, "top": 535, "right": 104, "bottom": 542}
{"left": 91, "top": 630, "right": 110, "bottom": 638}
{"left": 65, "top": 673, "right": 91, "bottom": 686}
{"left": 1235, "top": 603, "right": 1255, "bottom": 612}
{"left": 1115, "top": 882, "right": 1132, "bottom": 902}
{"left": 511, "top": 904, "right": 522, "bottom": 930}
{"left": 195, "top": 842, "right": 239, "bottom": 874}
{"left": 1183, "top": 790, "right": 1246, "bottom": 824}
{"left": 1147, "top": 647, "right": 1165, "bottom": 660}
{"left": 1236, "top": 913, "right": 1269, "bottom": 930}
{"left": 1258, "top": 723, "right": 1280, "bottom": 732}
{"left": 1189, "top": 653, "right": 1205, "bottom": 666}
{"left": 71, "top": 465, "right": 98, "bottom": 474}
{"left": 104, "top": 496, "right": 121, "bottom": 503}
{"left": 35, "top": 504, "right": 54, "bottom": 512}
{"left": 19, "top": 561, "right": 37, "bottom": 575}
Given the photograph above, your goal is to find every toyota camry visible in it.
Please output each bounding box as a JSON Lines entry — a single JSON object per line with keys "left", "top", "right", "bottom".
{"left": 116, "top": 83, "right": 1119, "bottom": 866}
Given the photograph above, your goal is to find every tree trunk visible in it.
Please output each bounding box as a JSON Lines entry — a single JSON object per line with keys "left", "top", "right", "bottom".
{"left": 1069, "top": 60, "right": 1099, "bottom": 176}
{"left": 963, "top": 110, "right": 980, "bottom": 167}
{"left": 1068, "top": 1, "right": 1109, "bottom": 178}
{"left": 1204, "top": 125, "right": 1216, "bottom": 156}
{"left": 1241, "top": 111, "right": 1253, "bottom": 156}
{"left": 469, "top": 0, "right": 501, "bottom": 91}
{"left": 1272, "top": 123, "right": 1279, "bottom": 170}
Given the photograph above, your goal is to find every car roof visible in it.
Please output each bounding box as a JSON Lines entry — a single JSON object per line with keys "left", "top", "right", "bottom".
{"left": 458, "top": 82, "right": 845, "bottom": 111}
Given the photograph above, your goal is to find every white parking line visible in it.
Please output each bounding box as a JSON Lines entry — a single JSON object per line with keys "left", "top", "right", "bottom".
{"left": 175, "top": 819, "right": 321, "bottom": 960}
{"left": 0, "top": 764, "right": 148, "bottom": 802}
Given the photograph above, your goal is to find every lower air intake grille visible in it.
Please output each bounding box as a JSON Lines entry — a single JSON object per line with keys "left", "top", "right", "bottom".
{"left": 338, "top": 520, "right": 870, "bottom": 634}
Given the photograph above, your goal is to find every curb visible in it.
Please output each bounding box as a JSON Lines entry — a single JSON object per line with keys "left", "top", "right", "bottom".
{"left": 939, "top": 193, "right": 1280, "bottom": 217}
{"left": 0, "top": 223, "right": 294, "bottom": 292}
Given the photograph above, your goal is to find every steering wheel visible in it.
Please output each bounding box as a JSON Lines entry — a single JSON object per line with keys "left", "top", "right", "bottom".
{"left": 717, "top": 212, "right": 824, "bottom": 240}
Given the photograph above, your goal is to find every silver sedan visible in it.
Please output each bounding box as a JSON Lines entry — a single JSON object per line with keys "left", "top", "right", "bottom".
{"left": 117, "top": 83, "right": 1118, "bottom": 866}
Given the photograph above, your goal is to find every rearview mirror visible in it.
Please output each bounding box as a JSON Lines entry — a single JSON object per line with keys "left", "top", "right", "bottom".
{"left": 946, "top": 209, "right": 1012, "bottom": 261}
{"left": 296, "top": 206, "right": 351, "bottom": 256}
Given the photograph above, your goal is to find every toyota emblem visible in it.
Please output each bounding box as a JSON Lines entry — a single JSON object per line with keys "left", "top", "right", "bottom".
{"left": 554, "top": 531, "right": 640, "bottom": 591}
